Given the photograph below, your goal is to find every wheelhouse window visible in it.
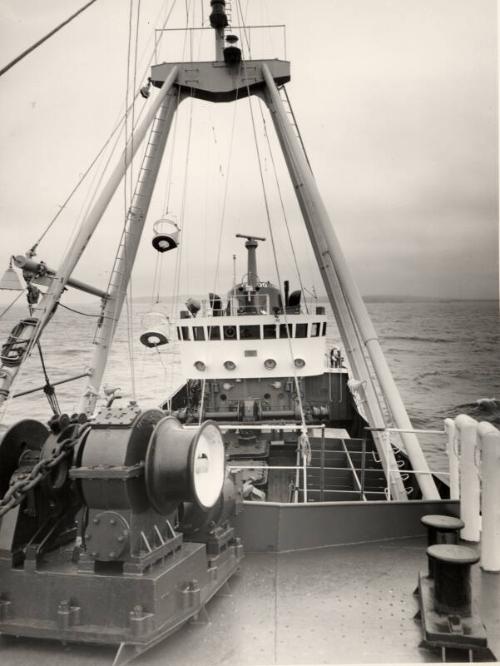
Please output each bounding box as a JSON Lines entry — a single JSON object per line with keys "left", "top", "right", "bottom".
{"left": 279, "top": 323, "right": 293, "bottom": 338}
{"left": 322, "top": 322, "right": 327, "bottom": 336}
{"left": 181, "top": 326, "right": 190, "bottom": 341}
{"left": 240, "top": 325, "right": 260, "bottom": 340}
{"left": 295, "top": 323, "right": 308, "bottom": 338}
{"left": 223, "top": 325, "right": 237, "bottom": 340}
{"left": 263, "top": 324, "right": 276, "bottom": 339}
{"left": 177, "top": 327, "right": 182, "bottom": 341}
{"left": 311, "top": 322, "right": 321, "bottom": 337}
{"left": 193, "top": 326, "right": 205, "bottom": 341}
{"left": 209, "top": 326, "right": 221, "bottom": 340}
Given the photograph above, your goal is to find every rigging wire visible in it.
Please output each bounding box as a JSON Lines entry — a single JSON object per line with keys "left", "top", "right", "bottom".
{"left": 212, "top": 92, "right": 240, "bottom": 298}
{"left": 256, "top": 97, "right": 309, "bottom": 313}
{"left": 0, "top": 291, "right": 24, "bottom": 320}
{"left": 0, "top": 0, "right": 99, "bottom": 79}
{"left": 169, "top": 5, "right": 193, "bottom": 321}
{"left": 30, "top": 0, "right": 179, "bottom": 256}
{"left": 235, "top": 0, "right": 309, "bottom": 436}
{"left": 171, "top": 92, "right": 195, "bottom": 320}
{"left": 121, "top": 0, "right": 140, "bottom": 403}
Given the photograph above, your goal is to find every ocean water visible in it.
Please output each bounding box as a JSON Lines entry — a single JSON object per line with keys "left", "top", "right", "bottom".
{"left": 0, "top": 298, "right": 498, "bottom": 472}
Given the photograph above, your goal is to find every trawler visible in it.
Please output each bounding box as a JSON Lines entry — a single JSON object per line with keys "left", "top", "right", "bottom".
{"left": 0, "top": 2, "right": 498, "bottom": 665}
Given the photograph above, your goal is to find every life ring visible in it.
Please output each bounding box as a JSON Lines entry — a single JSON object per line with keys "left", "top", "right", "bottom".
{"left": 140, "top": 330, "right": 168, "bottom": 348}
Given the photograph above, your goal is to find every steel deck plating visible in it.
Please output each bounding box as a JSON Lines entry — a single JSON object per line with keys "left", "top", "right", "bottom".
{"left": 1, "top": 535, "right": 498, "bottom": 665}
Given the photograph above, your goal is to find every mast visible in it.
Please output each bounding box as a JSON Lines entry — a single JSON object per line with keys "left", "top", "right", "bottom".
{"left": 209, "top": 0, "right": 228, "bottom": 61}
{"left": 79, "top": 88, "right": 181, "bottom": 414}
{"left": 260, "top": 64, "right": 439, "bottom": 500}
{"left": 0, "top": 66, "right": 179, "bottom": 410}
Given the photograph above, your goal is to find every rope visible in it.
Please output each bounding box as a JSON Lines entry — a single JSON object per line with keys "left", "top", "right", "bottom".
{"left": 59, "top": 303, "right": 101, "bottom": 318}
{"left": 0, "top": 0, "right": 99, "bottom": 79}
{"left": 36, "top": 341, "right": 61, "bottom": 415}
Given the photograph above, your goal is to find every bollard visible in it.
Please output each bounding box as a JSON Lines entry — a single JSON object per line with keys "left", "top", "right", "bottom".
{"left": 455, "top": 415, "right": 480, "bottom": 542}
{"left": 421, "top": 514, "right": 464, "bottom": 578}
{"left": 427, "top": 544, "right": 479, "bottom": 616}
{"left": 444, "top": 418, "right": 459, "bottom": 500}
{"left": 478, "top": 421, "right": 500, "bottom": 572}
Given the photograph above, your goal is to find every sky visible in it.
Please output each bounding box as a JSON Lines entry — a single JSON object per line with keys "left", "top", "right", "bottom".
{"left": 0, "top": 0, "right": 498, "bottom": 306}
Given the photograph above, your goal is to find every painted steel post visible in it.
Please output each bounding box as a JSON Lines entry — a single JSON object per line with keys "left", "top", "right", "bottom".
{"left": 455, "top": 414, "right": 481, "bottom": 542}
{"left": 260, "top": 69, "right": 407, "bottom": 501}
{"left": 0, "top": 66, "right": 179, "bottom": 410}
{"left": 261, "top": 63, "right": 438, "bottom": 500}
{"left": 478, "top": 421, "right": 500, "bottom": 572}
{"left": 445, "top": 418, "right": 460, "bottom": 500}
{"left": 79, "top": 88, "right": 180, "bottom": 414}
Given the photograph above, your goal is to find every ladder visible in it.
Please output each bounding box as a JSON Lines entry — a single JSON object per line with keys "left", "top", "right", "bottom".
{"left": 278, "top": 85, "right": 313, "bottom": 171}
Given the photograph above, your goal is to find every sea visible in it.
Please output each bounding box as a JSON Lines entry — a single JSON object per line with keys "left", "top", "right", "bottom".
{"left": 0, "top": 298, "right": 498, "bottom": 473}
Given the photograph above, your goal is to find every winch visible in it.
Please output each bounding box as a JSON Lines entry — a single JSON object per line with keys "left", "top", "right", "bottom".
{"left": 0, "top": 405, "right": 243, "bottom": 663}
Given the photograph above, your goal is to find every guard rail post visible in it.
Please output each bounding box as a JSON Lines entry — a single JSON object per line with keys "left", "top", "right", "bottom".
{"left": 455, "top": 414, "right": 480, "bottom": 542}
{"left": 478, "top": 421, "right": 500, "bottom": 572}
{"left": 444, "top": 418, "right": 459, "bottom": 500}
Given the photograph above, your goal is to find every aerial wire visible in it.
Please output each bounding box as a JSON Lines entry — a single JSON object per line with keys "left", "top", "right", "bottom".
{"left": 0, "top": 0, "right": 99, "bottom": 79}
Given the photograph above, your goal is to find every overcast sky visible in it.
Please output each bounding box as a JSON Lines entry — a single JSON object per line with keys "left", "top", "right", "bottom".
{"left": 0, "top": 0, "right": 498, "bottom": 305}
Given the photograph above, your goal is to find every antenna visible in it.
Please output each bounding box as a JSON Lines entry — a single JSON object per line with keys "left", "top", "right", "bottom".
{"left": 236, "top": 234, "right": 266, "bottom": 288}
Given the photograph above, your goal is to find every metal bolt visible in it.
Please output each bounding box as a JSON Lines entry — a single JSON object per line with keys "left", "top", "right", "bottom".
{"left": 110, "top": 518, "right": 116, "bottom": 526}
{"left": 92, "top": 517, "right": 100, "bottom": 525}
{"left": 109, "top": 551, "right": 116, "bottom": 558}
{"left": 91, "top": 551, "right": 98, "bottom": 558}
{"left": 117, "top": 535, "right": 124, "bottom": 542}
{"left": 85, "top": 533, "right": 91, "bottom": 540}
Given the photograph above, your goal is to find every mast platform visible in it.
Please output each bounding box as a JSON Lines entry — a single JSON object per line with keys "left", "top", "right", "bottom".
{"left": 151, "top": 59, "right": 290, "bottom": 102}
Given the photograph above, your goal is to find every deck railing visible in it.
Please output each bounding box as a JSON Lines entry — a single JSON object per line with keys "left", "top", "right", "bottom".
{"left": 373, "top": 417, "right": 500, "bottom": 573}
{"left": 209, "top": 416, "right": 500, "bottom": 573}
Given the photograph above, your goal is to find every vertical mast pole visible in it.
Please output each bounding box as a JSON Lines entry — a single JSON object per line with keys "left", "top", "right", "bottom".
{"left": 79, "top": 88, "right": 181, "bottom": 414}
{"left": 261, "top": 64, "right": 439, "bottom": 500}
{"left": 0, "top": 67, "right": 179, "bottom": 410}
{"left": 209, "top": 0, "right": 228, "bottom": 61}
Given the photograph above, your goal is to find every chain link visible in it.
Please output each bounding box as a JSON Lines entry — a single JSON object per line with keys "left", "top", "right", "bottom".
{"left": 0, "top": 423, "right": 90, "bottom": 519}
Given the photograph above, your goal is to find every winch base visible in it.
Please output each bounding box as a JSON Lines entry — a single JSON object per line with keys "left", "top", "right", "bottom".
{"left": 0, "top": 536, "right": 243, "bottom": 655}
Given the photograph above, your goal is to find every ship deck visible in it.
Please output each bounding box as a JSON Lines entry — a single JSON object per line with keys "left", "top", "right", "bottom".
{"left": 1, "top": 535, "right": 498, "bottom": 666}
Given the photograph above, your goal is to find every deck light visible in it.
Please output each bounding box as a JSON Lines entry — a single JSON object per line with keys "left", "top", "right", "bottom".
{"left": 0, "top": 258, "right": 23, "bottom": 291}
{"left": 264, "top": 358, "right": 276, "bottom": 370}
{"left": 294, "top": 358, "right": 306, "bottom": 368}
{"left": 223, "top": 360, "right": 236, "bottom": 371}
{"left": 194, "top": 361, "right": 206, "bottom": 371}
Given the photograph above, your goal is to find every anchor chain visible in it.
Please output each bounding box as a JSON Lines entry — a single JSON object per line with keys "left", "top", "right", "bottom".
{"left": 0, "top": 417, "right": 90, "bottom": 518}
